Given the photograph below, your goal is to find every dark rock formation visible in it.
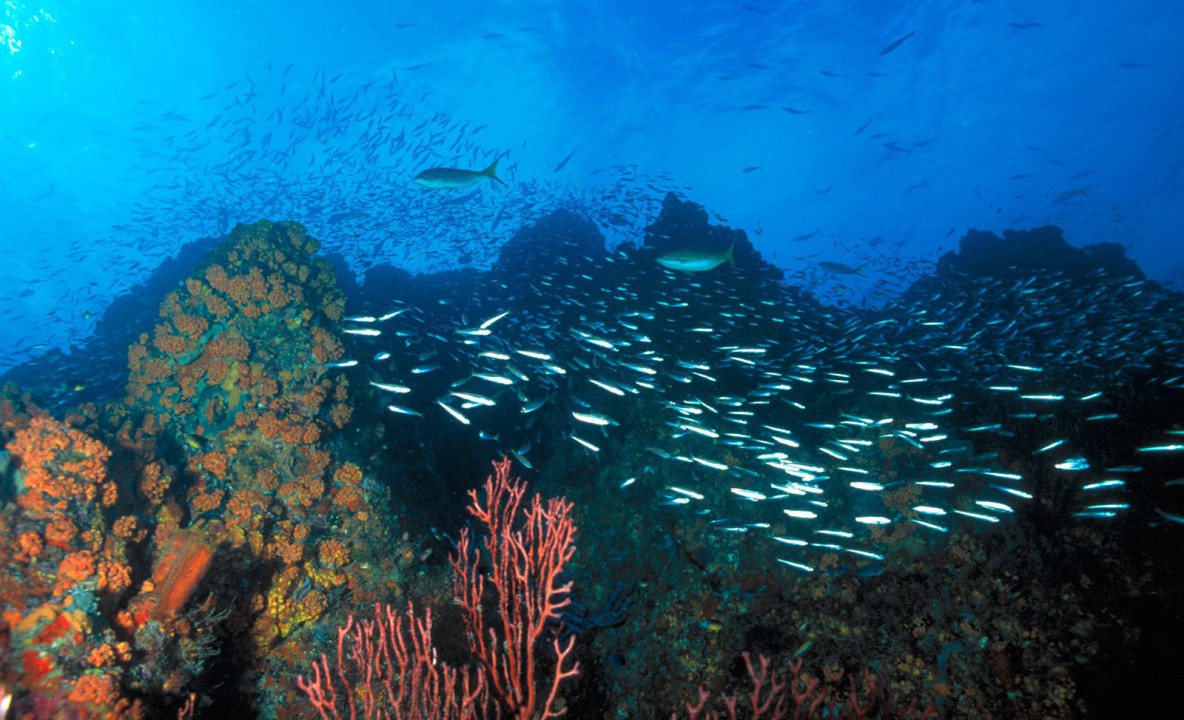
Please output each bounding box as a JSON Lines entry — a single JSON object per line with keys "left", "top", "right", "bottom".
{"left": 937, "top": 225, "right": 1143, "bottom": 281}
{"left": 639, "top": 193, "right": 782, "bottom": 283}
{"left": 494, "top": 208, "right": 607, "bottom": 273}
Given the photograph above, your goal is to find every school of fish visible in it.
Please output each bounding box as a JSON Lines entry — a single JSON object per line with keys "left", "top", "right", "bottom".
{"left": 325, "top": 233, "right": 1184, "bottom": 575}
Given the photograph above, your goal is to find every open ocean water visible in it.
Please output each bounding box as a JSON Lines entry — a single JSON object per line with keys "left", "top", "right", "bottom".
{"left": 1, "top": 2, "right": 1182, "bottom": 718}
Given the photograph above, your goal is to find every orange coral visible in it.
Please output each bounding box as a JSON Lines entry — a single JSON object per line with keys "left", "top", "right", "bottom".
{"left": 277, "top": 473, "right": 323, "bottom": 508}
{"left": 280, "top": 420, "right": 321, "bottom": 446}
{"left": 66, "top": 672, "right": 121, "bottom": 708}
{"left": 17, "top": 530, "right": 44, "bottom": 560}
{"left": 137, "top": 357, "right": 174, "bottom": 387}
{"left": 127, "top": 342, "right": 148, "bottom": 372}
{"left": 206, "top": 358, "right": 232, "bottom": 386}
{"left": 252, "top": 372, "right": 279, "bottom": 399}
{"left": 189, "top": 487, "right": 225, "bottom": 515}
{"left": 322, "top": 294, "right": 345, "bottom": 322}
{"left": 152, "top": 324, "right": 192, "bottom": 357}
{"left": 302, "top": 448, "right": 332, "bottom": 477}
{"left": 301, "top": 381, "right": 329, "bottom": 409}
{"left": 113, "top": 515, "right": 138, "bottom": 538}
{"left": 84, "top": 221, "right": 375, "bottom": 707}
{"left": 8, "top": 415, "right": 111, "bottom": 520}
{"left": 206, "top": 332, "right": 250, "bottom": 362}
{"left": 256, "top": 411, "right": 281, "bottom": 440}
{"left": 97, "top": 560, "right": 132, "bottom": 593}
{"left": 330, "top": 402, "right": 352, "bottom": 429}
{"left": 214, "top": 267, "right": 270, "bottom": 310}
{"left": 172, "top": 312, "right": 209, "bottom": 339}
{"left": 298, "top": 588, "right": 328, "bottom": 621}
{"left": 333, "top": 462, "right": 362, "bottom": 487}
{"left": 257, "top": 467, "right": 280, "bottom": 492}
{"left": 333, "top": 485, "right": 368, "bottom": 514}
{"left": 205, "top": 292, "right": 231, "bottom": 318}
{"left": 87, "top": 643, "right": 117, "bottom": 668}
{"left": 196, "top": 450, "right": 229, "bottom": 479}
{"left": 269, "top": 536, "right": 304, "bottom": 565}
{"left": 56, "top": 551, "right": 96, "bottom": 594}
{"left": 100, "top": 480, "right": 118, "bottom": 508}
{"left": 225, "top": 489, "right": 267, "bottom": 535}
{"left": 267, "top": 283, "right": 291, "bottom": 308}
{"left": 45, "top": 517, "right": 78, "bottom": 550}
{"left": 138, "top": 461, "right": 171, "bottom": 506}
{"left": 310, "top": 326, "right": 344, "bottom": 363}
{"left": 204, "top": 264, "right": 231, "bottom": 293}
{"left": 317, "top": 539, "right": 350, "bottom": 568}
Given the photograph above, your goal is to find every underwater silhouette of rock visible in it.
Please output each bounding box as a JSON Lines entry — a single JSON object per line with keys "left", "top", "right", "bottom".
{"left": 937, "top": 225, "right": 1144, "bottom": 281}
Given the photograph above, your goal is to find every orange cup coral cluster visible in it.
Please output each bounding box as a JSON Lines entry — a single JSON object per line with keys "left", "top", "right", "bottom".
{"left": 93, "top": 221, "right": 403, "bottom": 710}
{"left": 8, "top": 415, "right": 115, "bottom": 522}
{"left": 119, "top": 222, "right": 358, "bottom": 546}
{"left": 1, "top": 221, "right": 404, "bottom": 718}
{"left": 0, "top": 411, "right": 146, "bottom": 718}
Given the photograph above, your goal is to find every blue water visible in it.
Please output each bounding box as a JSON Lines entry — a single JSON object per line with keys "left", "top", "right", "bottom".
{"left": 1, "top": 0, "right": 1181, "bottom": 374}
{"left": 2, "top": 4, "right": 1184, "bottom": 717}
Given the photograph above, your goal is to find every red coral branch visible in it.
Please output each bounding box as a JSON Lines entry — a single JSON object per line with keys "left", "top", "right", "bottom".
{"left": 677, "top": 653, "right": 937, "bottom": 720}
{"left": 452, "top": 458, "right": 579, "bottom": 719}
{"left": 297, "top": 603, "right": 488, "bottom": 720}
{"left": 299, "top": 459, "right": 578, "bottom": 719}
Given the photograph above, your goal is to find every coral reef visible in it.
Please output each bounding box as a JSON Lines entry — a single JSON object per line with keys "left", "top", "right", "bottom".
{"left": 677, "top": 653, "right": 936, "bottom": 719}
{"left": 300, "top": 602, "right": 490, "bottom": 720}
{"left": 299, "top": 460, "right": 579, "bottom": 720}
{"left": 0, "top": 408, "right": 143, "bottom": 718}
{"left": 1, "top": 207, "right": 1179, "bottom": 719}
{"left": 1, "top": 221, "right": 418, "bottom": 718}
{"left": 108, "top": 220, "right": 414, "bottom": 713}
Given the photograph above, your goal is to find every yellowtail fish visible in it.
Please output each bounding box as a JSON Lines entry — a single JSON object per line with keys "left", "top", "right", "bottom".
{"left": 655, "top": 242, "right": 735, "bottom": 273}
{"left": 413, "top": 159, "right": 506, "bottom": 189}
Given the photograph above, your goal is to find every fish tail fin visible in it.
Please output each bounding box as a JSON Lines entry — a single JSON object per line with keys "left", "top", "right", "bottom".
{"left": 725, "top": 240, "right": 736, "bottom": 268}
{"left": 484, "top": 159, "right": 507, "bottom": 186}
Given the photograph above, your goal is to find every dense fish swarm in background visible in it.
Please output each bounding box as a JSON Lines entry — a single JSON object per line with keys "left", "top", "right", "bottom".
{"left": 116, "top": 67, "right": 669, "bottom": 271}
{"left": 2, "top": 65, "right": 688, "bottom": 373}
{"left": 348, "top": 207, "right": 1184, "bottom": 718}
{"left": 9, "top": 198, "right": 1184, "bottom": 558}
{"left": 336, "top": 203, "right": 1184, "bottom": 568}
{"left": 0, "top": 205, "right": 1181, "bottom": 718}
{"left": 1, "top": 3, "right": 1181, "bottom": 715}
